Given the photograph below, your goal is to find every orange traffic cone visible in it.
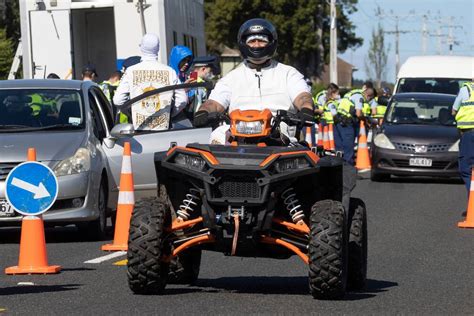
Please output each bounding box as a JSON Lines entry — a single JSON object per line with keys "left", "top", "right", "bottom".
{"left": 323, "top": 125, "right": 330, "bottom": 150}
{"left": 328, "top": 123, "right": 335, "bottom": 151}
{"left": 458, "top": 168, "right": 474, "bottom": 228}
{"left": 305, "top": 125, "right": 313, "bottom": 147}
{"left": 5, "top": 148, "right": 61, "bottom": 274}
{"left": 317, "top": 124, "right": 323, "bottom": 147}
{"left": 102, "top": 142, "right": 134, "bottom": 251}
{"left": 355, "top": 121, "right": 372, "bottom": 171}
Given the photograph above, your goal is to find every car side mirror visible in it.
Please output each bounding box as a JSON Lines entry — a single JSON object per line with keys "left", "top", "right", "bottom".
{"left": 111, "top": 123, "right": 135, "bottom": 138}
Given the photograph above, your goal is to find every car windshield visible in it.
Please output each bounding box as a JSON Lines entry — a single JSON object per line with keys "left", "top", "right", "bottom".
{"left": 386, "top": 98, "right": 456, "bottom": 126}
{"left": 396, "top": 78, "right": 469, "bottom": 95}
{"left": 0, "top": 89, "right": 84, "bottom": 131}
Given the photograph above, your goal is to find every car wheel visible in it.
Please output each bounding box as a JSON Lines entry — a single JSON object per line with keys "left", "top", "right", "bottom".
{"left": 370, "top": 169, "right": 390, "bottom": 182}
{"left": 128, "top": 197, "right": 170, "bottom": 294}
{"left": 308, "top": 199, "right": 348, "bottom": 299}
{"left": 77, "top": 178, "right": 107, "bottom": 240}
{"left": 347, "top": 198, "right": 368, "bottom": 291}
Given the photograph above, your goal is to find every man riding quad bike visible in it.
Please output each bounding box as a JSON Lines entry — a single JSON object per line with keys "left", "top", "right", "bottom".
{"left": 126, "top": 18, "right": 367, "bottom": 299}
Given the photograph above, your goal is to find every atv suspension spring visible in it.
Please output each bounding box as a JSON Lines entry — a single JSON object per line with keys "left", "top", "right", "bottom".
{"left": 177, "top": 188, "right": 200, "bottom": 220}
{"left": 281, "top": 187, "right": 305, "bottom": 223}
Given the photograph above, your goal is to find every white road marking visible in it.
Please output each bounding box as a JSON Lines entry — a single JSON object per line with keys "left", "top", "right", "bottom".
{"left": 84, "top": 251, "right": 126, "bottom": 264}
{"left": 17, "top": 282, "right": 35, "bottom": 286}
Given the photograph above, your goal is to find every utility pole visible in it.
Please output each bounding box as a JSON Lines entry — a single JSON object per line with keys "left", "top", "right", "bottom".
{"left": 329, "top": 0, "right": 338, "bottom": 84}
{"left": 383, "top": 16, "right": 411, "bottom": 80}
{"left": 137, "top": 0, "right": 148, "bottom": 36}
{"left": 376, "top": 9, "right": 417, "bottom": 79}
{"left": 421, "top": 15, "right": 428, "bottom": 55}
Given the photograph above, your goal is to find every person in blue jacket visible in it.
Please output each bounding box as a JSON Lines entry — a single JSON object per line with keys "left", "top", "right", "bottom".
{"left": 169, "top": 45, "right": 194, "bottom": 83}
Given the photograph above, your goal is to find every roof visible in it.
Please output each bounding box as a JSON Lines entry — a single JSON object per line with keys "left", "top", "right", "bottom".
{"left": 392, "top": 92, "right": 456, "bottom": 101}
{"left": 0, "top": 79, "right": 93, "bottom": 90}
{"left": 397, "top": 56, "right": 474, "bottom": 79}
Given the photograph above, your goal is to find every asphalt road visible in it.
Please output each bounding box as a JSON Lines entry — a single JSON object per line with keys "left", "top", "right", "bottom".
{"left": 0, "top": 175, "right": 473, "bottom": 315}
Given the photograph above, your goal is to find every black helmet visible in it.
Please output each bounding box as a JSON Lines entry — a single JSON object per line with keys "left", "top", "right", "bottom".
{"left": 237, "top": 18, "right": 278, "bottom": 64}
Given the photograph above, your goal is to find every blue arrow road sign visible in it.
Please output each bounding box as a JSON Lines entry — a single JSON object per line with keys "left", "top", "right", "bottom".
{"left": 5, "top": 161, "right": 58, "bottom": 216}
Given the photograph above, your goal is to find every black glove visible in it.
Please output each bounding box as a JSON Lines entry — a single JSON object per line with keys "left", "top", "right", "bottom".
{"left": 194, "top": 110, "right": 209, "bottom": 127}
{"left": 298, "top": 107, "right": 314, "bottom": 125}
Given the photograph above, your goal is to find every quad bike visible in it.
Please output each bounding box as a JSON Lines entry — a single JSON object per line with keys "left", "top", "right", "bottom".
{"left": 127, "top": 108, "right": 367, "bottom": 299}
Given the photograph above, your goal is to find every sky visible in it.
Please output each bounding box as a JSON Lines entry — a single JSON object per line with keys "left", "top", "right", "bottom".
{"left": 339, "top": 0, "right": 473, "bottom": 83}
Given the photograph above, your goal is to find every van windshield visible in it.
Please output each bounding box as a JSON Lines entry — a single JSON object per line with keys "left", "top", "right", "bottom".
{"left": 396, "top": 78, "right": 470, "bottom": 95}
{"left": 0, "top": 89, "right": 84, "bottom": 131}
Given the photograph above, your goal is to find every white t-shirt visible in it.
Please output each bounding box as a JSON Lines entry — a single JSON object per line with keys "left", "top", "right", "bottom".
{"left": 113, "top": 57, "right": 187, "bottom": 130}
{"left": 208, "top": 60, "right": 310, "bottom": 115}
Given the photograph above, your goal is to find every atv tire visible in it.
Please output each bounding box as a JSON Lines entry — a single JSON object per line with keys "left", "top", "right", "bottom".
{"left": 168, "top": 249, "right": 202, "bottom": 285}
{"left": 309, "top": 199, "right": 348, "bottom": 300}
{"left": 127, "top": 197, "right": 170, "bottom": 294}
{"left": 347, "top": 198, "right": 368, "bottom": 291}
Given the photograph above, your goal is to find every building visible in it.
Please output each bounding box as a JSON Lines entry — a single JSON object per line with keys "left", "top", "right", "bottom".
{"left": 319, "top": 57, "right": 357, "bottom": 88}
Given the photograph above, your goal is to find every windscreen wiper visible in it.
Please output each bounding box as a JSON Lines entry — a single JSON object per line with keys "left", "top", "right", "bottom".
{"left": 32, "top": 124, "right": 83, "bottom": 131}
{"left": 0, "top": 124, "right": 31, "bottom": 129}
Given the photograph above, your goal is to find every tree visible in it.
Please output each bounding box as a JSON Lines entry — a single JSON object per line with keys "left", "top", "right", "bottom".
{"left": 4, "top": 0, "right": 21, "bottom": 44}
{"left": 365, "top": 23, "right": 390, "bottom": 88}
{"left": 204, "top": 0, "right": 362, "bottom": 78}
{"left": 0, "top": 28, "right": 13, "bottom": 79}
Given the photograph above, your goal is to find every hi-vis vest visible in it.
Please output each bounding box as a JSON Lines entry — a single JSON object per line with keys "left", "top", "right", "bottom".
{"left": 29, "top": 94, "right": 56, "bottom": 116}
{"left": 313, "top": 90, "right": 326, "bottom": 106}
{"left": 455, "top": 82, "right": 474, "bottom": 129}
{"left": 322, "top": 99, "right": 337, "bottom": 124}
{"left": 338, "top": 89, "right": 362, "bottom": 118}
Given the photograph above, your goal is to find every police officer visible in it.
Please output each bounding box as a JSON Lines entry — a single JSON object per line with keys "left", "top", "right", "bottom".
{"left": 188, "top": 56, "right": 217, "bottom": 113}
{"left": 194, "top": 18, "right": 313, "bottom": 134}
{"left": 334, "top": 86, "right": 376, "bottom": 165}
{"left": 374, "top": 87, "right": 391, "bottom": 121}
{"left": 452, "top": 80, "right": 474, "bottom": 204}
{"left": 81, "top": 65, "right": 98, "bottom": 82}
{"left": 320, "top": 83, "right": 340, "bottom": 127}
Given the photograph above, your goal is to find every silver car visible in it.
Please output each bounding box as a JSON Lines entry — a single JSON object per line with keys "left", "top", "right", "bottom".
{"left": 0, "top": 79, "right": 212, "bottom": 239}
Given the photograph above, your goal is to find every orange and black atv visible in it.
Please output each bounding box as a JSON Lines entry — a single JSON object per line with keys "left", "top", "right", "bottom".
{"left": 127, "top": 109, "right": 367, "bottom": 299}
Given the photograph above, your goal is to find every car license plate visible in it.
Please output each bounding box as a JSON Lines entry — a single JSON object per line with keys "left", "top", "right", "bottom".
{"left": 0, "top": 199, "right": 15, "bottom": 217}
{"left": 409, "top": 158, "right": 432, "bottom": 167}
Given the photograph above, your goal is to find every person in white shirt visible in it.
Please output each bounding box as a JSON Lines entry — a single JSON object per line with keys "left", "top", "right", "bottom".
{"left": 194, "top": 18, "right": 314, "bottom": 131}
{"left": 113, "top": 33, "right": 188, "bottom": 130}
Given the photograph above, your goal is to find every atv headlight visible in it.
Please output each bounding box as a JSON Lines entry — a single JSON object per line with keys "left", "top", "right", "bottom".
{"left": 373, "top": 133, "right": 395, "bottom": 149}
{"left": 174, "top": 153, "right": 206, "bottom": 171}
{"left": 448, "top": 139, "right": 459, "bottom": 152}
{"left": 236, "top": 120, "right": 264, "bottom": 135}
{"left": 274, "top": 157, "right": 310, "bottom": 173}
{"left": 54, "top": 148, "right": 91, "bottom": 176}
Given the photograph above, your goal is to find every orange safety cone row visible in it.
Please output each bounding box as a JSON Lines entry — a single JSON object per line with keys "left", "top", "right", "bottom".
{"left": 355, "top": 121, "right": 372, "bottom": 171}
{"left": 305, "top": 125, "right": 313, "bottom": 147}
{"left": 323, "top": 125, "right": 330, "bottom": 150}
{"left": 102, "top": 142, "right": 135, "bottom": 251}
{"left": 328, "top": 123, "right": 335, "bottom": 151}
{"left": 317, "top": 124, "right": 323, "bottom": 147}
{"left": 5, "top": 148, "right": 61, "bottom": 274}
{"left": 458, "top": 167, "right": 474, "bottom": 228}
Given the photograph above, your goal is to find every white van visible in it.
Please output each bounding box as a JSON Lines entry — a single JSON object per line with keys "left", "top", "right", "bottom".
{"left": 394, "top": 55, "right": 474, "bottom": 95}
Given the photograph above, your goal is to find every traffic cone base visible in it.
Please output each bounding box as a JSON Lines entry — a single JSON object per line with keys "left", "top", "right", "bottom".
{"left": 355, "top": 121, "right": 372, "bottom": 170}
{"left": 102, "top": 204, "right": 134, "bottom": 251}
{"left": 5, "top": 216, "right": 61, "bottom": 275}
{"left": 458, "top": 176, "right": 474, "bottom": 228}
{"left": 102, "top": 142, "right": 135, "bottom": 251}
